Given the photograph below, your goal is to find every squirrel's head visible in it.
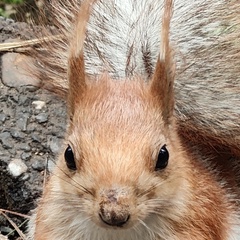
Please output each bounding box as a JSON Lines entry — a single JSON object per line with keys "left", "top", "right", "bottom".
{"left": 52, "top": 0, "right": 191, "bottom": 238}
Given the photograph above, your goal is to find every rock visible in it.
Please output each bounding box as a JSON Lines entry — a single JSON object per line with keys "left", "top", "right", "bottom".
{"left": 32, "top": 100, "right": 46, "bottom": 110}
{"left": 18, "top": 94, "right": 29, "bottom": 105}
{"left": 21, "top": 152, "right": 32, "bottom": 161}
{"left": 10, "top": 129, "right": 25, "bottom": 139}
{"left": 0, "top": 113, "right": 7, "bottom": 123}
{"left": 27, "top": 123, "right": 36, "bottom": 132}
{"left": 48, "top": 136, "right": 62, "bottom": 154}
{"left": 1, "top": 52, "right": 40, "bottom": 88}
{"left": 46, "top": 157, "right": 56, "bottom": 173}
{"left": 19, "top": 143, "right": 31, "bottom": 152}
{"left": 31, "top": 156, "right": 46, "bottom": 171}
{"left": 0, "top": 155, "right": 11, "bottom": 162}
{"left": 31, "top": 133, "right": 42, "bottom": 142}
{"left": 35, "top": 113, "right": 48, "bottom": 123}
{"left": 20, "top": 173, "right": 30, "bottom": 181}
{"left": 0, "top": 132, "right": 13, "bottom": 149}
{"left": 7, "top": 159, "right": 28, "bottom": 177}
{"left": 15, "top": 113, "right": 29, "bottom": 131}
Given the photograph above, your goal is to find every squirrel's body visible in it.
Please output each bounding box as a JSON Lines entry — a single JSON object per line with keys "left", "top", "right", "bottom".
{"left": 28, "top": 0, "right": 240, "bottom": 239}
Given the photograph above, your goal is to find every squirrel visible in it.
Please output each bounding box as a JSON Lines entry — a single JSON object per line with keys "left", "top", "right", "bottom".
{"left": 27, "top": 0, "right": 240, "bottom": 239}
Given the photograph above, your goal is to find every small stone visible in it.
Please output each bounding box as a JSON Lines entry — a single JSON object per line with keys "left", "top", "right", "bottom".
{"left": 31, "top": 133, "right": 42, "bottom": 142}
{"left": 31, "top": 157, "right": 46, "bottom": 171}
{"left": 46, "top": 158, "right": 56, "bottom": 173}
{"left": 16, "top": 113, "right": 29, "bottom": 131}
{"left": 32, "top": 100, "right": 46, "bottom": 110}
{"left": 7, "top": 159, "right": 28, "bottom": 177}
{"left": 0, "top": 155, "right": 11, "bottom": 162}
{"left": 2, "top": 52, "right": 40, "bottom": 88}
{"left": 7, "top": 148, "right": 16, "bottom": 156}
{"left": 18, "top": 94, "right": 29, "bottom": 105}
{"left": 19, "top": 143, "right": 31, "bottom": 152}
{"left": 0, "top": 131, "right": 11, "bottom": 139}
{"left": 0, "top": 113, "right": 7, "bottom": 123}
{"left": 21, "top": 152, "right": 32, "bottom": 161}
{"left": 27, "top": 124, "right": 36, "bottom": 132}
{"left": 48, "top": 136, "right": 62, "bottom": 154}
{"left": 10, "top": 129, "right": 25, "bottom": 139}
{"left": 20, "top": 173, "right": 30, "bottom": 181}
{"left": 35, "top": 113, "right": 48, "bottom": 123}
{"left": 0, "top": 132, "right": 13, "bottom": 149}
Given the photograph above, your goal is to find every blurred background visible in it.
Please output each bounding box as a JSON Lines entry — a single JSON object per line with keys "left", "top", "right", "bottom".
{"left": 0, "top": 0, "right": 41, "bottom": 22}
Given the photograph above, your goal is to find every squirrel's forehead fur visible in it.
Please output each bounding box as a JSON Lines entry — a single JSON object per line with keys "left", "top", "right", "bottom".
{"left": 67, "top": 76, "right": 169, "bottom": 171}
{"left": 70, "top": 76, "right": 168, "bottom": 143}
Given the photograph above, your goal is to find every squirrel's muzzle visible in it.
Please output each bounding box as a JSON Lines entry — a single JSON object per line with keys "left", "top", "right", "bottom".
{"left": 99, "top": 188, "right": 131, "bottom": 227}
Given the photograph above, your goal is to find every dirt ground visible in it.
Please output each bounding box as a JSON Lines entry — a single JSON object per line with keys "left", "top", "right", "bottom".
{"left": 0, "top": 17, "right": 67, "bottom": 239}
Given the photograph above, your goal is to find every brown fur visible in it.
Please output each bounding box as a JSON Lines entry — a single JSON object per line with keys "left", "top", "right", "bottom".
{"left": 28, "top": 0, "right": 240, "bottom": 239}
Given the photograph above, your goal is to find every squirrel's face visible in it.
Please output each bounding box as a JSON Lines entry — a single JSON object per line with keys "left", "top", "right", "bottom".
{"left": 53, "top": 77, "right": 190, "bottom": 236}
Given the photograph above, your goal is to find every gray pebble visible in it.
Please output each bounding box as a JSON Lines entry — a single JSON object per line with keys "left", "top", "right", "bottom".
{"left": 35, "top": 113, "right": 49, "bottom": 123}
{"left": 10, "top": 129, "right": 25, "bottom": 139}
{"left": 8, "top": 148, "right": 16, "bottom": 156}
{"left": 0, "top": 131, "right": 11, "bottom": 139}
{"left": 31, "top": 157, "right": 46, "bottom": 171}
{"left": 16, "top": 113, "right": 29, "bottom": 131}
{"left": 0, "top": 155, "right": 11, "bottom": 162}
{"left": 27, "top": 124, "right": 36, "bottom": 132}
{"left": 31, "top": 133, "right": 42, "bottom": 142}
{"left": 46, "top": 158, "right": 56, "bottom": 173}
{"left": 0, "top": 132, "right": 13, "bottom": 149}
{"left": 20, "top": 173, "right": 30, "bottom": 181}
{"left": 0, "top": 113, "right": 7, "bottom": 123}
{"left": 21, "top": 152, "right": 32, "bottom": 161}
{"left": 19, "top": 94, "right": 29, "bottom": 105}
{"left": 48, "top": 136, "right": 62, "bottom": 154}
{"left": 19, "top": 143, "right": 31, "bottom": 152}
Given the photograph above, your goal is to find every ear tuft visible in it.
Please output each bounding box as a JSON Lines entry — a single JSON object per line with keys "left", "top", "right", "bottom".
{"left": 67, "top": 0, "right": 96, "bottom": 116}
{"left": 151, "top": 0, "right": 175, "bottom": 125}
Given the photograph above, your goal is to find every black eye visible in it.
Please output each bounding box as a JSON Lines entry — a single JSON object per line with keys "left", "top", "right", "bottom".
{"left": 64, "top": 145, "right": 76, "bottom": 170}
{"left": 155, "top": 144, "right": 169, "bottom": 170}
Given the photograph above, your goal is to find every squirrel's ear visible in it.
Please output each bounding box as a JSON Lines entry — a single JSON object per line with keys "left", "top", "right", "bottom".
{"left": 67, "top": 0, "right": 96, "bottom": 117}
{"left": 150, "top": 0, "right": 175, "bottom": 125}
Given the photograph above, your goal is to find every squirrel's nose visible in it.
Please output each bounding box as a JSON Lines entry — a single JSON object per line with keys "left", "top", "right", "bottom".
{"left": 99, "top": 209, "right": 130, "bottom": 227}
{"left": 99, "top": 188, "right": 130, "bottom": 227}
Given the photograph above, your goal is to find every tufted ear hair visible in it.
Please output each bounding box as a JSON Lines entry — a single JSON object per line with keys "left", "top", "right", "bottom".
{"left": 150, "top": 0, "right": 175, "bottom": 126}
{"left": 67, "top": 0, "right": 96, "bottom": 118}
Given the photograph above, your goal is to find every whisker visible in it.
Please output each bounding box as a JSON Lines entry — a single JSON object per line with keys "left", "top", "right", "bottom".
{"left": 138, "top": 219, "right": 155, "bottom": 238}
{"left": 46, "top": 168, "right": 93, "bottom": 196}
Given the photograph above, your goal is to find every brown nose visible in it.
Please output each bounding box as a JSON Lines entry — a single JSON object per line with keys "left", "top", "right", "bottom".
{"left": 99, "top": 208, "right": 130, "bottom": 227}
{"left": 99, "top": 188, "right": 130, "bottom": 227}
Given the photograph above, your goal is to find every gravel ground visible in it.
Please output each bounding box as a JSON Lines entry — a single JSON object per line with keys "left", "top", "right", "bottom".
{"left": 0, "top": 17, "right": 67, "bottom": 239}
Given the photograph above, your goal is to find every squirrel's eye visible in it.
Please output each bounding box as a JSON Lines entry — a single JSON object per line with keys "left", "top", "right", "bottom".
{"left": 64, "top": 145, "right": 76, "bottom": 170}
{"left": 155, "top": 144, "right": 169, "bottom": 170}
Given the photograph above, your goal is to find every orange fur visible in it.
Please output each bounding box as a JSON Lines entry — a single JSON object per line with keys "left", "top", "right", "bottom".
{"left": 27, "top": 0, "right": 240, "bottom": 239}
